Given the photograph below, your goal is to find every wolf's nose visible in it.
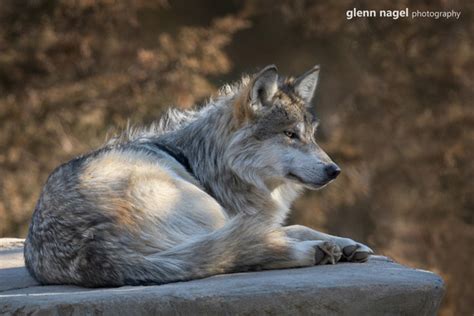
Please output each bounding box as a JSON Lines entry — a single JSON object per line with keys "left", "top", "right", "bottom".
{"left": 325, "top": 163, "right": 341, "bottom": 179}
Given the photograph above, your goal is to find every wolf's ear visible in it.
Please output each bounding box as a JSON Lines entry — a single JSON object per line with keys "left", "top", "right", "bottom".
{"left": 294, "top": 65, "right": 320, "bottom": 104}
{"left": 249, "top": 65, "right": 278, "bottom": 111}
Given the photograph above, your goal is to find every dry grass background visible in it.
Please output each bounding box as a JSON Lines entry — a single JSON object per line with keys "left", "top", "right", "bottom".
{"left": 0, "top": 1, "right": 472, "bottom": 314}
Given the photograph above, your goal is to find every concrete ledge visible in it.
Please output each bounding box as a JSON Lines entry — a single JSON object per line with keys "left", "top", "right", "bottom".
{"left": 0, "top": 239, "right": 444, "bottom": 315}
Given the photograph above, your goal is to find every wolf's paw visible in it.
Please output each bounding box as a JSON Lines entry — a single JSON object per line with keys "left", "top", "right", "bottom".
{"left": 335, "top": 238, "right": 374, "bottom": 263}
{"left": 313, "top": 240, "right": 342, "bottom": 265}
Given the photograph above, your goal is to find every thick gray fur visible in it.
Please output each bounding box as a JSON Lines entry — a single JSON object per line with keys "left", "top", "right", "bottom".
{"left": 24, "top": 65, "right": 373, "bottom": 287}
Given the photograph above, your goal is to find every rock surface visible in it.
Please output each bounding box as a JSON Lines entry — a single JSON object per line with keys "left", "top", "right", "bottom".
{"left": 0, "top": 238, "right": 444, "bottom": 316}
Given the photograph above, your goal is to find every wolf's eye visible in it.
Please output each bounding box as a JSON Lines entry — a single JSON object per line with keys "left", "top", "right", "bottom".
{"left": 284, "top": 130, "right": 298, "bottom": 139}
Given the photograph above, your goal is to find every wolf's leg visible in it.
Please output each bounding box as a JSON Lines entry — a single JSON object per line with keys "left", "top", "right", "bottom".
{"left": 282, "top": 225, "right": 373, "bottom": 262}
{"left": 149, "top": 235, "right": 342, "bottom": 275}
{"left": 145, "top": 215, "right": 346, "bottom": 278}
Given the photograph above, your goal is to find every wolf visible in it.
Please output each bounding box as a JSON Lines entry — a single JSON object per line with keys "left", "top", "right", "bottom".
{"left": 24, "top": 65, "right": 373, "bottom": 287}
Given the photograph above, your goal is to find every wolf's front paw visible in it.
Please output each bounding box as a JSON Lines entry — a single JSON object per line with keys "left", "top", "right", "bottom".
{"left": 337, "top": 239, "right": 374, "bottom": 262}
{"left": 313, "top": 240, "right": 342, "bottom": 265}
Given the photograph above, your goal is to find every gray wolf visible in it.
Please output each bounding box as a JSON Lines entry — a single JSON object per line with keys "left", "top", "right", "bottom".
{"left": 24, "top": 65, "right": 373, "bottom": 287}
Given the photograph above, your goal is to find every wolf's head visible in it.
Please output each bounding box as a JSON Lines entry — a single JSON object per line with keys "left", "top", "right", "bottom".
{"left": 226, "top": 65, "right": 340, "bottom": 191}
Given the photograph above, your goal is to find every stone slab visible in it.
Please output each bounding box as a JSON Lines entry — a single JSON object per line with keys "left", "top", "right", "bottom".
{"left": 0, "top": 239, "right": 444, "bottom": 315}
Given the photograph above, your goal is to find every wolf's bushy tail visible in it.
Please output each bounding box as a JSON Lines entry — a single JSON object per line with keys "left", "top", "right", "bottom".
{"left": 84, "top": 215, "right": 293, "bottom": 287}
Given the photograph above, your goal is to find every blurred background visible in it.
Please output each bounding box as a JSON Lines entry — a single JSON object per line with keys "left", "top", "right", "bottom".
{"left": 0, "top": 0, "right": 472, "bottom": 314}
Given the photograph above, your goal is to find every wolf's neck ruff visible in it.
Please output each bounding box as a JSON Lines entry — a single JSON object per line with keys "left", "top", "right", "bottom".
{"left": 158, "top": 102, "right": 297, "bottom": 222}
{"left": 156, "top": 105, "right": 263, "bottom": 215}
